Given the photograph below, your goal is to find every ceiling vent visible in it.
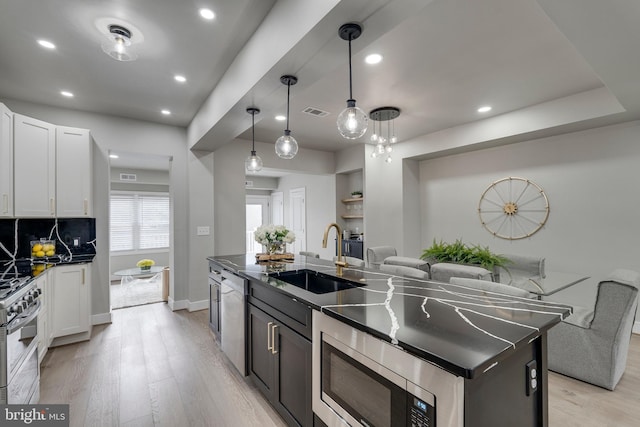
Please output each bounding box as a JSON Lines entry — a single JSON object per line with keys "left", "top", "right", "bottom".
{"left": 120, "top": 173, "right": 137, "bottom": 181}
{"left": 302, "top": 107, "right": 330, "bottom": 118}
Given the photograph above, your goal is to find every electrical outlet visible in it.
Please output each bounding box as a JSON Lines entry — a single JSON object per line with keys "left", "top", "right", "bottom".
{"left": 526, "top": 360, "right": 538, "bottom": 396}
{"left": 73, "top": 237, "right": 80, "bottom": 247}
{"left": 197, "top": 226, "right": 210, "bottom": 236}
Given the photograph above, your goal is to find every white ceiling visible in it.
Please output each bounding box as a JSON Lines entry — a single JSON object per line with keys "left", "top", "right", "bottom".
{"left": 1, "top": 0, "right": 639, "bottom": 158}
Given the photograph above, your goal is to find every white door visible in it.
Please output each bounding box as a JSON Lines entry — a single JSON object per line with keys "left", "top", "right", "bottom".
{"left": 271, "top": 192, "right": 284, "bottom": 226}
{"left": 289, "top": 188, "right": 306, "bottom": 254}
{"left": 246, "top": 195, "right": 270, "bottom": 253}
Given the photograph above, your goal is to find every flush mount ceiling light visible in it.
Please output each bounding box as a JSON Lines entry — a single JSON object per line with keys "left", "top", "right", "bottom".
{"left": 101, "top": 24, "right": 138, "bottom": 61}
{"left": 37, "top": 39, "right": 56, "bottom": 49}
{"left": 275, "top": 75, "right": 299, "bottom": 160}
{"left": 245, "top": 107, "right": 263, "bottom": 173}
{"left": 337, "top": 23, "right": 368, "bottom": 140}
{"left": 369, "top": 107, "right": 400, "bottom": 163}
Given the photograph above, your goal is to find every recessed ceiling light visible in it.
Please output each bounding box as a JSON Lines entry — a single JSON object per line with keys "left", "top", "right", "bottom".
{"left": 275, "top": 115, "right": 286, "bottom": 121}
{"left": 199, "top": 8, "right": 215, "bottom": 20}
{"left": 37, "top": 39, "right": 56, "bottom": 49}
{"left": 477, "top": 105, "right": 492, "bottom": 113}
{"left": 109, "top": 154, "right": 119, "bottom": 159}
{"left": 174, "top": 75, "right": 187, "bottom": 83}
{"left": 60, "top": 91, "right": 74, "bottom": 97}
{"left": 365, "top": 53, "right": 382, "bottom": 65}
{"left": 161, "top": 109, "right": 171, "bottom": 115}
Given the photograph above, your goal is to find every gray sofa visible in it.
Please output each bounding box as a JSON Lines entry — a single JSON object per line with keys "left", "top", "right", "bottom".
{"left": 430, "top": 262, "right": 493, "bottom": 283}
{"left": 547, "top": 269, "right": 640, "bottom": 390}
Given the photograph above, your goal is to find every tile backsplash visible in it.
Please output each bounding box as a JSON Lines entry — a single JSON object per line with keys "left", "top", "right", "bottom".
{"left": 0, "top": 218, "right": 96, "bottom": 261}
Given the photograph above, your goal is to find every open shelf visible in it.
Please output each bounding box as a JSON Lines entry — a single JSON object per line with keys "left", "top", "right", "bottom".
{"left": 341, "top": 215, "right": 363, "bottom": 219}
{"left": 342, "top": 197, "right": 364, "bottom": 203}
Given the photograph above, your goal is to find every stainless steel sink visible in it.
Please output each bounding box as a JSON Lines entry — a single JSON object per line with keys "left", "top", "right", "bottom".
{"left": 268, "top": 269, "right": 364, "bottom": 294}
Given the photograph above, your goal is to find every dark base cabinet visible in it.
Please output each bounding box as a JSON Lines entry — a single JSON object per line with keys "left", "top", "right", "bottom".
{"left": 336, "top": 239, "right": 364, "bottom": 260}
{"left": 248, "top": 282, "right": 313, "bottom": 427}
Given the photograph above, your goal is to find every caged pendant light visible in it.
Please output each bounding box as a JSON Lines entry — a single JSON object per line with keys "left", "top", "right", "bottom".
{"left": 275, "top": 75, "right": 299, "bottom": 159}
{"left": 245, "top": 107, "right": 263, "bottom": 173}
{"left": 336, "top": 23, "right": 368, "bottom": 139}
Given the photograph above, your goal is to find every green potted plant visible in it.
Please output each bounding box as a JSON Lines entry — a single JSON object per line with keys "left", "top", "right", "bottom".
{"left": 420, "top": 239, "right": 509, "bottom": 280}
{"left": 351, "top": 190, "right": 363, "bottom": 198}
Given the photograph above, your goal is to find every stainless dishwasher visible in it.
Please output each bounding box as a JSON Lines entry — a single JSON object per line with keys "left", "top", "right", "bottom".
{"left": 220, "top": 270, "right": 247, "bottom": 376}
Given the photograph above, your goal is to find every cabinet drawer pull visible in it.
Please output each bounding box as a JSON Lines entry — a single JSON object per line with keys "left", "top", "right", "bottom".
{"left": 83, "top": 199, "right": 88, "bottom": 215}
{"left": 50, "top": 198, "right": 55, "bottom": 215}
{"left": 267, "top": 321, "right": 273, "bottom": 352}
{"left": 2, "top": 194, "right": 7, "bottom": 214}
{"left": 82, "top": 269, "right": 85, "bottom": 285}
{"left": 271, "top": 324, "right": 278, "bottom": 354}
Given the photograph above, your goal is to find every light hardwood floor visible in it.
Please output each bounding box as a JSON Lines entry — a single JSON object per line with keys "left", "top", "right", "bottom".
{"left": 40, "top": 303, "right": 640, "bottom": 426}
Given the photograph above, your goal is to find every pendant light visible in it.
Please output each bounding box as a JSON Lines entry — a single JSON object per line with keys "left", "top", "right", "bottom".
{"left": 369, "top": 107, "right": 400, "bottom": 163}
{"left": 101, "top": 24, "right": 138, "bottom": 62}
{"left": 275, "top": 75, "right": 299, "bottom": 159}
{"left": 337, "top": 23, "right": 368, "bottom": 139}
{"left": 245, "top": 107, "right": 263, "bottom": 173}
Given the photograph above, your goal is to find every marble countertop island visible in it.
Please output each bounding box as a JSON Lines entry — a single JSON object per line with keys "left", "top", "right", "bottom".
{"left": 208, "top": 254, "right": 571, "bottom": 379}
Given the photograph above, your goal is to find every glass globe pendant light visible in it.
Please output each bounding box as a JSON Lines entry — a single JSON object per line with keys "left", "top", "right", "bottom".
{"left": 245, "top": 107, "right": 263, "bottom": 173}
{"left": 275, "top": 75, "right": 299, "bottom": 159}
{"left": 337, "top": 23, "right": 368, "bottom": 139}
{"left": 101, "top": 24, "right": 138, "bottom": 62}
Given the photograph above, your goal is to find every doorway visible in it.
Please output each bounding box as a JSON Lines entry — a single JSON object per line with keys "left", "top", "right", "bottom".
{"left": 290, "top": 187, "right": 306, "bottom": 254}
{"left": 109, "top": 150, "right": 172, "bottom": 309}
{"left": 246, "top": 195, "right": 270, "bottom": 253}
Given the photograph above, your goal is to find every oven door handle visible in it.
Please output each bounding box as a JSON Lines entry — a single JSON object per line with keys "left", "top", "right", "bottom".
{"left": 7, "top": 300, "right": 41, "bottom": 335}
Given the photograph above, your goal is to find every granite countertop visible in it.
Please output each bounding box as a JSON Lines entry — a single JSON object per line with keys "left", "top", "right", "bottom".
{"left": 208, "top": 254, "right": 571, "bottom": 379}
{"left": 1, "top": 254, "right": 96, "bottom": 279}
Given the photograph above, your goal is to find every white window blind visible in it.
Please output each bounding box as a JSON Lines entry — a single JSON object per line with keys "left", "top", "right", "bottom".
{"left": 110, "top": 192, "right": 169, "bottom": 252}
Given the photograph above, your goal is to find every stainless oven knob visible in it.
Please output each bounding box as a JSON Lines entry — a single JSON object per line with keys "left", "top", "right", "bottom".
{"left": 9, "top": 303, "right": 23, "bottom": 314}
{"left": 32, "top": 288, "right": 42, "bottom": 297}
{"left": 25, "top": 294, "right": 34, "bottom": 303}
{"left": 19, "top": 300, "right": 28, "bottom": 310}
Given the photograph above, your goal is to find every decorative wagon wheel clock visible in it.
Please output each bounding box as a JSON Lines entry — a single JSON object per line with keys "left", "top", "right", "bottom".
{"left": 478, "top": 177, "right": 550, "bottom": 240}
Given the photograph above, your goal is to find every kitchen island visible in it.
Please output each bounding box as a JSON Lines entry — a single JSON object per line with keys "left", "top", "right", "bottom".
{"left": 208, "top": 254, "right": 571, "bottom": 427}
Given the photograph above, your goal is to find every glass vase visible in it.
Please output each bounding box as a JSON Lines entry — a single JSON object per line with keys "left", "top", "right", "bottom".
{"left": 266, "top": 241, "right": 285, "bottom": 255}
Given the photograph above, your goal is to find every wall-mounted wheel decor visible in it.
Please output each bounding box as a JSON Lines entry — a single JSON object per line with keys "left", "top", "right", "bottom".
{"left": 478, "top": 177, "right": 549, "bottom": 240}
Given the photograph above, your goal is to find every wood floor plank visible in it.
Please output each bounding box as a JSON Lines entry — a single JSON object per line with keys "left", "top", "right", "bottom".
{"left": 40, "top": 301, "right": 638, "bottom": 426}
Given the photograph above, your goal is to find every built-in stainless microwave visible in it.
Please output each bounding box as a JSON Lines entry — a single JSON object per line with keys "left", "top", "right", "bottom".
{"left": 312, "top": 311, "right": 464, "bottom": 427}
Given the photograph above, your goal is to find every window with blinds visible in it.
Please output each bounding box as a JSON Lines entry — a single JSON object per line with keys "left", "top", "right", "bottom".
{"left": 110, "top": 192, "right": 170, "bottom": 252}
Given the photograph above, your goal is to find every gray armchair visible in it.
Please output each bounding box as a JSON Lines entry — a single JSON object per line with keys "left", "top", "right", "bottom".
{"left": 299, "top": 251, "right": 320, "bottom": 258}
{"left": 366, "top": 246, "right": 397, "bottom": 269}
{"left": 547, "top": 269, "right": 640, "bottom": 390}
{"left": 430, "top": 262, "right": 493, "bottom": 283}
{"left": 500, "top": 254, "right": 545, "bottom": 293}
{"left": 449, "top": 277, "right": 534, "bottom": 299}
{"left": 380, "top": 264, "right": 430, "bottom": 280}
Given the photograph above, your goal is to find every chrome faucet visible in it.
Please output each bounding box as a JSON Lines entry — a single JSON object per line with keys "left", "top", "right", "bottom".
{"left": 322, "top": 222, "right": 348, "bottom": 276}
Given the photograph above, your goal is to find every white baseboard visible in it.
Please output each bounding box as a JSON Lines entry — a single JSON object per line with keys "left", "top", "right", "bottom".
{"left": 634, "top": 321, "right": 640, "bottom": 335}
{"left": 92, "top": 312, "right": 112, "bottom": 325}
{"left": 188, "top": 299, "right": 208, "bottom": 312}
{"left": 168, "top": 297, "right": 189, "bottom": 311}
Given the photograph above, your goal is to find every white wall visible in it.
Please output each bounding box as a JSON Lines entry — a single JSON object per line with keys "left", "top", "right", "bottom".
{"left": 276, "top": 173, "right": 336, "bottom": 259}
{"left": 3, "top": 98, "right": 206, "bottom": 317}
{"left": 417, "top": 121, "right": 640, "bottom": 323}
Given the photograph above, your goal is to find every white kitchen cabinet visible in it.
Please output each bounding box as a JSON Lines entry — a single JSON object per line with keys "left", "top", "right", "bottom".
{"left": 0, "top": 103, "right": 13, "bottom": 217}
{"left": 56, "top": 126, "right": 93, "bottom": 217}
{"left": 50, "top": 263, "right": 91, "bottom": 338}
{"left": 13, "top": 114, "right": 56, "bottom": 217}
{"left": 35, "top": 271, "right": 51, "bottom": 364}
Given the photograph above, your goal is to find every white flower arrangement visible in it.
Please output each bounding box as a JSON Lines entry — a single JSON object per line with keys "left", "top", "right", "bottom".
{"left": 254, "top": 224, "right": 296, "bottom": 247}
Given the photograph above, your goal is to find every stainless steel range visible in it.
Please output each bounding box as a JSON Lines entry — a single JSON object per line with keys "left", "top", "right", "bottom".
{"left": 0, "top": 263, "right": 42, "bottom": 405}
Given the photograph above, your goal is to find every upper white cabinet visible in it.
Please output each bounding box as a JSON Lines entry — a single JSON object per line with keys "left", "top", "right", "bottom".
{"left": 0, "top": 103, "right": 13, "bottom": 217}
{"left": 13, "top": 114, "right": 93, "bottom": 218}
{"left": 56, "top": 126, "right": 93, "bottom": 217}
{"left": 14, "top": 113, "right": 56, "bottom": 217}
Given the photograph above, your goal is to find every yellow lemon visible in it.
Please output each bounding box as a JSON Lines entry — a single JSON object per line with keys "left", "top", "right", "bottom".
{"left": 32, "top": 243, "right": 43, "bottom": 252}
{"left": 43, "top": 244, "right": 54, "bottom": 251}
{"left": 45, "top": 250, "right": 55, "bottom": 257}
{"left": 35, "top": 250, "right": 45, "bottom": 257}
{"left": 34, "top": 264, "right": 45, "bottom": 271}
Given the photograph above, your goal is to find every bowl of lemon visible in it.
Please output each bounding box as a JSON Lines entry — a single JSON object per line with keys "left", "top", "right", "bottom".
{"left": 31, "top": 240, "right": 56, "bottom": 258}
